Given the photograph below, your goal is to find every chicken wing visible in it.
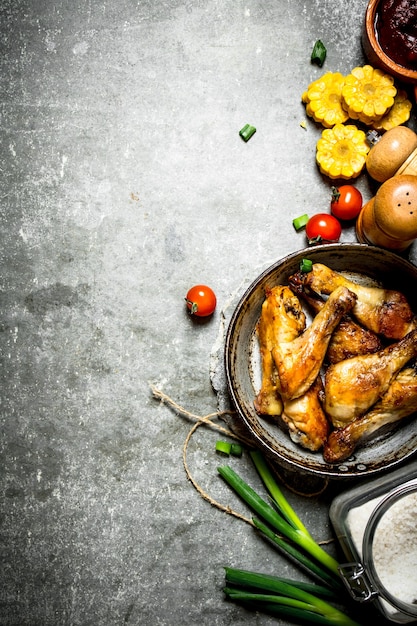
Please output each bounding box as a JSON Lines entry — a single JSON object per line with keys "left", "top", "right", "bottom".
{"left": 291, "top": 263, "right": 417, "bottom": 340}
{"left": 254, "top": 285, "right": 330, "bottom": 450}
{"left": 281, "top": 375, "right": 329, "bottom": 451}
{"left": 288, "top": 275, "right": 383, "bottom": 364}
{"left": 324, "top": 328, "right": 417, "bottom": 427}
{"left": 254, "top": 285, "right": 305, "bottom": 416}
{"left": 272, "top": 285, "right": 357, "bottom": 401}
{"left": 324, "top": 365, "right": 417, "bottom": 463}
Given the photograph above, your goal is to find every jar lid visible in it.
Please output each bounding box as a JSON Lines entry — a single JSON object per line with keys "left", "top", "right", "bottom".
{"left": 362, "top": 480, "right": 417, "bottom": 618}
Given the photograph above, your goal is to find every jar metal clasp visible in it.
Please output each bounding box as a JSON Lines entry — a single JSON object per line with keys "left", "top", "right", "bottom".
{"left": 338, "top": 562, "right": 379, "bottom": 603}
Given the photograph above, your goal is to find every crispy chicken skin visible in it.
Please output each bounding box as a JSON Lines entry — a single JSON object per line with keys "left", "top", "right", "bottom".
{"left": 254, "top": 266, "right": 417, "bottom": 459}
{"left": 324, "top": 328, "right": 417, "bottom": 428}
{"left": 326, "top": 318, "right": 383, "bottom": 364}
{"left": 254, "top": 285, "right": 305, "bottom": 416}
{"left": 272, "top": 285, "right": 357, "bottom": 401}
{"left": 292, "top": 263, "right": 417, "bottom": 340}
{"left": 254, "top": 285, "right": 330, "bottom": 451}
{"left": 288, "top": 275, "right": 383, "bottom": 364}
{"left": 324, "top": 365, "right": 417, "bottom": 463}
{"left": 281, "top": 375, "right": 329, "bottom": 451}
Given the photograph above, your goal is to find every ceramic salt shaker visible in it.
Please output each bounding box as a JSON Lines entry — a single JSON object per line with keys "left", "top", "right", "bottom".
{"left": 356, "top": 174, "right": 417, "bottom": 251}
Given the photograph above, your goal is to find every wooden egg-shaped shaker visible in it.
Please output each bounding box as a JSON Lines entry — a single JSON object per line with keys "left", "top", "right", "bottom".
{"left": 366, "top": 126, "right": 417, "bottom": 182}
{"left": 356, "top": 174, "right": 417, "bottom": 251}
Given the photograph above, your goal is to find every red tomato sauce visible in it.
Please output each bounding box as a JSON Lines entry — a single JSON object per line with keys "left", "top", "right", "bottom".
{"left": 375, "top": 0, "right": 417, "bottom": 70}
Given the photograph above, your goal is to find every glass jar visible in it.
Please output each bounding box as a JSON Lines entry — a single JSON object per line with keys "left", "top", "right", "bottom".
{"left": 330, "top": 460, "right": 417, "bottom": 623}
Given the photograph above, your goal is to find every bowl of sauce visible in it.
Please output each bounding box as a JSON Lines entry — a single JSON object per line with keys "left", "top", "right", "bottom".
{"left": 363, "top": 0, "right": 417, "bottom": 85}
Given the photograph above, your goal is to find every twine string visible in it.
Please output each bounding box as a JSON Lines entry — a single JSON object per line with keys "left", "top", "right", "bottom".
{"left": 150, "top": 384, "right": 332, "bottom": 541}
{"left": 150, "top": 384, "right": 254, "bottom": 525}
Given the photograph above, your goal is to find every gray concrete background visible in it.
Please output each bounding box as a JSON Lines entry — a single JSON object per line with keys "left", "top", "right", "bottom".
{"left": 1, "top": 1, "right": 416, "bottom": 624}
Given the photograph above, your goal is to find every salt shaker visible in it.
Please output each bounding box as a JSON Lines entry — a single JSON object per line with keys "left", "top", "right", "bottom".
{"left": 356, "top": 174, "right": 417, "bottom": 251}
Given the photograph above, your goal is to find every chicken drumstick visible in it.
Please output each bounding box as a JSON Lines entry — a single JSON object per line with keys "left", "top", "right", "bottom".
{"left": 288, "top": 274, "right": 383, "bottom": 364}
{"left": 324, "top": 364, "right": 417, "bottom": 463}
{"left": 292, "top": 262, "right": 417, "bottom": 340}
{"left": 272, "top": 285, "right": 357, "bottom": 401}
{"left": 324, "top": 328, "right": 417, "bottom": 427}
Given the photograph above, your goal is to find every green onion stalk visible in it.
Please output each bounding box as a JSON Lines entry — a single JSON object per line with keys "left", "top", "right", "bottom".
{"left": 249, "top": 450, "right": 340, "bottom": 578}
{"left": 218, "top": 450, "right": 363, "bottom": 625}
{"left": 224, "top": 568, "right": 361, "bottom": 626}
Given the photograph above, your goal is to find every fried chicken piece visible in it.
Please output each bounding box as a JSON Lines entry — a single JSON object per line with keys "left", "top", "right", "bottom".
{"left": 254, "top": 285, "right": 305, "bottom": 416}
{"left": 324, "top": 365, "right": 417, "bottom": 463}
{"left": 254, "top": 285, "right": 330, "bottom": 450}
{"left": 281, "top": 375, "right": 329, "bottom": 451}
{"left": 324, "top": 328, "right": 417, "bottom": 427}
{"left": 291, "top": 263, "right": 417, "bottom": 340}
{"left": 272, "top": 285, "right": 357, "bottom": 401}
{"left": 326, "top": 318, "right": 383, "bottom": 364}
{"left": 289, "top": 275, "right": 383, "bottom": 364}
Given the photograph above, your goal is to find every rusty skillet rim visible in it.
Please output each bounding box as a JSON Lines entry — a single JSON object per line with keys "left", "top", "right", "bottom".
{"left": 224, "top": 243, "right": 417, "bottom": 479}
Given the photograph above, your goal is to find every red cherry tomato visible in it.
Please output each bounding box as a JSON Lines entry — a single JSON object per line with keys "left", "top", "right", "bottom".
{"left": 330, "top": 185, "right": 363, "bottom": 221}
{"left": 185, "top": 285, "right": 217, "bottom": 317}
{"left": 305, "top": 213, "right": 342, "bottom": 244}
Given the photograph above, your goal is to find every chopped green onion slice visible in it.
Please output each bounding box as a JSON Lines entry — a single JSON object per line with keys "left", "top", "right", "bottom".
{"left": 216, "top": 440, "right": 232, "bottom": 455}
{"left": 230, "top": 443, "right": 243, "bottom": 457}
{"left": 300, "top": 258, "right": 313, "bottom": 273}
{"left": 239, "top": 124, "right": 256, "bottom": 142}
{"left": 311, "top": 40, "right": 327, "bottom": 67}
{"left": 293, "top": 214, "right": 309, "bottom": 231}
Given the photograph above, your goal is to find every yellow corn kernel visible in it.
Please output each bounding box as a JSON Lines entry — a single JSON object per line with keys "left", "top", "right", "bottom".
{"left": 316, "top": 123, "right": 370, "bottom": 180}
{"left": 372, "top": 89, "right": 413, "bottom": 131}
{"left": 303, "top": 72, "right": 348, "bottom": 128}
{"left": 342, "top": 65, "right": 397, "bottom": 124}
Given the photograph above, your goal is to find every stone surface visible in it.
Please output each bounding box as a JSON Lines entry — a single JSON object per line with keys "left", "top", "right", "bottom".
{"left": 1, "top": 1, "right": 415, "bottom": 624}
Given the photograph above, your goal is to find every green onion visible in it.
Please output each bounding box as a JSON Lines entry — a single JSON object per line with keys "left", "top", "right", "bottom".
{"left": 224, "top": 568, "right": 362, "bottom": 626}
{"left": 300, "top": 258, "right": 313, "bottom": 273}
{"left": 218, "top": 464, "right": 297, "bottom": 536}
{"left": 252, "top": 518, "right": 342, "bottom": 591}
{"left": 223, "top": 591, "right": 356, "bottom": 626}
{"left": 293, "top": 214, "right": 309, "bottom": 231}
{"left": 230, "top": 443, "right": 243, "bottom": 457}
{"left": 225, "top": 567, "right": 338, "bottom": 601}
{"left": 216, "top": 440, "right": 232, "bottom": 455}
{"left": 217, "top": 463, "right": 339, "bottom": 578}
{"left": 250, "top": 450, "right": 311, "bottom": 535}
{"left": 225, "top": 588, "right": 316, "bottom": 612}
{"left": 218, "top": 451, "right": 362, "bottom": 624}
{"left": 239, "top": 123, "right": 256, "bottom": 142}
{"left": 311, "top": 40, "right": 327, "bottom": 67}
{"left": 216, "top": 441, "right": 243, "bottom": 456}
